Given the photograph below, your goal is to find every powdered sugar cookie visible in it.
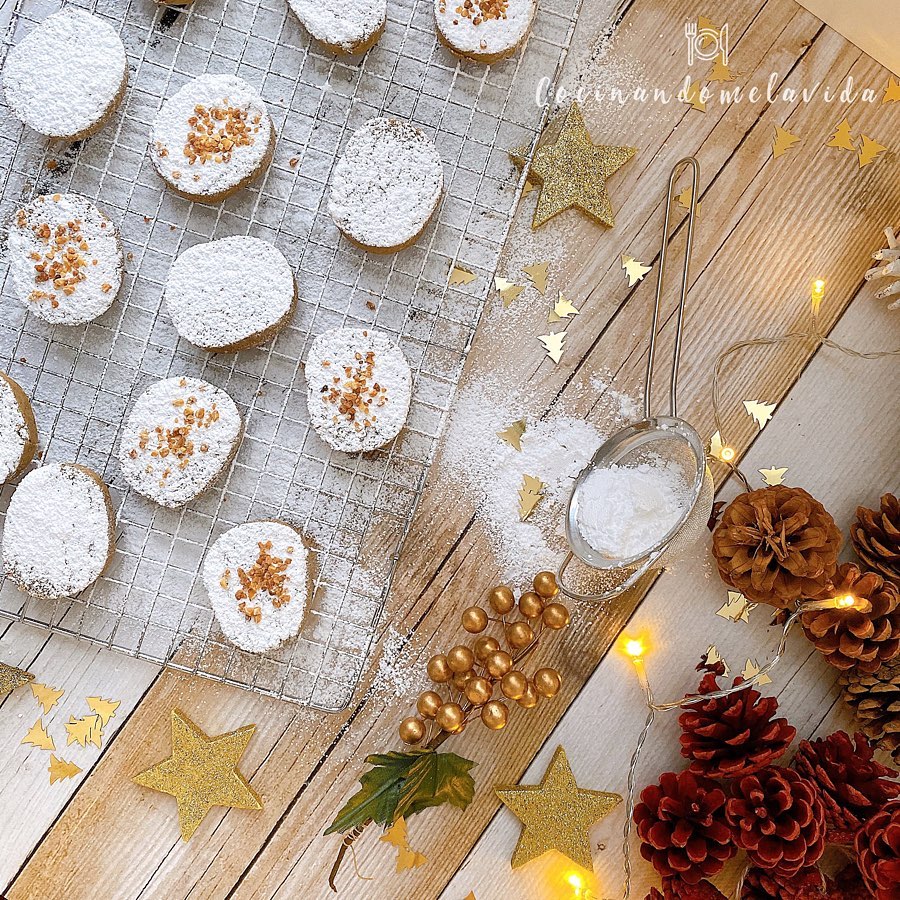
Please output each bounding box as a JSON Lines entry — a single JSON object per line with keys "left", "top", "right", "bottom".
{"left": 0, "top": 374, "right": 37, "bottom": 484}
{"left": 288, "top": 0, "right": 386, "bottom": 54}
{"left": 2, "top": 9, "right": 127, "bottom": 141}
{"left": 150, "top": 74, "right": 275, "bottom": 203}
{"left": 2, "top": 463, "right": 115, "bottom": 601}
{"left": 328, "top": 118, "right": 443, "bottom": 253}
{"left": 203, "top": 520, "right": 313, "bottom": 653}
{"left": 306, "top": 327, "right": 412, "bottom": 453}
{"left": 434, "top": 0, "right": 536, "bottom": 64}
{"left": 165, "top": 236, "right": 296, "bottom": 352}
{"left": 7, "top": 193, "right": 123, "bottom": 326}
{"left": 118, "top": 377, "right": 242, "bottom": 508}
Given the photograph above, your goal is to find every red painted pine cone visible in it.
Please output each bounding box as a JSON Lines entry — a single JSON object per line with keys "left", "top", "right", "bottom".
{"left": 792, "top": 730, "right": 900, "bottom": 844}
{"left": 634, "top": 770, "right": 735, "bottom": 885}
{"left": 855, "top": 799, "right": 900, "bottom": 899}
{"left": 725, "top": 766, "right": 826, "bottom": 878}
{"left": 740, "top": 866, "right": 826, "bottom": 899}
{"left": 825, "top": 862, "right": 877, "bottom": 900}
{"left": 646, "top": 878, "right": 728, "bottom": 899}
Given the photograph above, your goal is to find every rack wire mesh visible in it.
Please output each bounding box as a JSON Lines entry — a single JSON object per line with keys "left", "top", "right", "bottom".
{"left": 0, "top": 0, "right": 582, "bottom": 711}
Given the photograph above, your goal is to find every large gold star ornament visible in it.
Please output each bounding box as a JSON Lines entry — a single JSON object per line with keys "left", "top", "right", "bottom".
{"left": 495, "top": 746, "right": 622, "bottom": 869}
{"left": 134, "top": 708, "right": 263, "bottom": 841}
{"left": 0, "top": 660, "right": 34, "bottom": 698}
{"left": 528, "top": 103, "right": 636, "bottom": 229}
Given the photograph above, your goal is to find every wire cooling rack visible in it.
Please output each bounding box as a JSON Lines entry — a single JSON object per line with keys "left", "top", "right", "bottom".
{"left": 0, "top": 0, "right": 582, "bottom": 711}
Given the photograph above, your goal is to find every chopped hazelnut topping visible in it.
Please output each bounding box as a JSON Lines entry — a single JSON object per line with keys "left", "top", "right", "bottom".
{"left": 319, "top": 348, "right": 388, "bottom": 429}
{"left": 230, "top": 540, "right": 292, "bottom": 623}
{"left": 183, "top": 101, "right": 260, "bottom": 165}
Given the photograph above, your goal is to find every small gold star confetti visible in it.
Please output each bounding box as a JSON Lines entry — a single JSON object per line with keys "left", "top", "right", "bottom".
{"left": 449, "top": 265, "right": 477, "bottom": 287}
{"left": 826, "top": 118, "right": 856, "bottom": 152}
{"left": 518, "top": 475, "right": 545, "bottom": 521}
{"left": 497, "top": 419, "right": 527, "bottom": 451}
{"left": 495, "top": 746, "right": 621, "bottom": 869}
{"left": 528, "top": 102, "right": 636, "bottom": 229}
{"left": 538, "top": 331, "right": 566, "bottom": 364}
{"left": 48, "top": 755, "right": 81, "bottom": 784}
{"left": 705, "top": 644, "right": 730, "bottom": 676}
{"left": 380, "top": 817, "right": 428, "bottom": 872}
{"left": 0, "top": 661, "right": 33, "bottom": 698}
{"left": 22, "top": 718, "right": 55, "bottom": 751}
{"left": 622, "top": 254, "right": 652, "bottom": 286}
{"left": 772, "top": 124, "right": 801, "bottom": 159}
{"left": 759, "top": 466, "right": 788, "bottom": 486}
{"left": 495, "top": 277, "right": 525, "bottom": 308}
{"left": 133, "top": 708, "right": 263, "bottom": 842}
{"left": 65, "top": 714, "right": 103, "bottom": 749}
{"left": 87, "top": 696, "right": 121, "bottom": 727}
{"left": 743, "top": 399, "right": 776, "bottom": 429}
{"left": 858, "top": 135, "right": 888, "bottom": 168}
{"left": 742, "top": 658, "right": 772, "bottom": 686}
{"left": 523, "top": 262, "right": 549, "bottom": 294}
{"left": 683, "top": 80, "right": 707, "bottom": 112}
{"left": 31, "top": 682, "right": 64, "bottom": 715}
{"left": 716, "top": 591, "right": 756, "bottom": 624}
{"left": 883, "top": 76, "right": 900, "bottom": 104}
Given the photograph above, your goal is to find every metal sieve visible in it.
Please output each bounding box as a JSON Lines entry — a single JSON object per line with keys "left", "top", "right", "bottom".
{"left": 558, "top": 158, "right": 710, "bottom": 602}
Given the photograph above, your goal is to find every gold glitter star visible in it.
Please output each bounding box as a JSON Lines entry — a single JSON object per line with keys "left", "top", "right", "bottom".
{"left": 495, "top": 746, "right": 621, "bottom": 869}
{"left": 134, "top": 708, "right": 262, "bottom": 842}
{"left": 528, "top": 103, "right": 636, "bottom": 229}
{"left": 0, "top": 661, "right": 33, "bottom": 698}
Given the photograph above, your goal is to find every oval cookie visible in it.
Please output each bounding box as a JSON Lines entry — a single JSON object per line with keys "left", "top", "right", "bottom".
{"left": 305, "top": 327, "right": 412, "bottom": 453}
{"left": 434, "top": 0, "right": 537, "bottom": 64}
{"left": 0, "top": 373, "right": 37, "bottom": 483}
{"left": 2, "top": 463, "right": 115, "bottom": 601}
{"left": 118, "top": 377, "right": 242, "bottom": 508}
{"left": 328, "top": 118, "right": 443, "bottom": 252}
{"left": 288, "top": 0, "right": 387, "bottom": 54}
{"left": 165, "top": 236, "right": 296, "bottom": 352}
{"left": 203, "top": 520, "right": 313, "bottom": 653}
{"left": 2, "top": 8, "right": 128, "bottom": 140}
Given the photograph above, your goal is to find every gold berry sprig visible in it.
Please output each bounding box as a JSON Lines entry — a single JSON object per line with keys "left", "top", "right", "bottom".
{"left": 398, "top": 570, "right": 570, "bottom": 745}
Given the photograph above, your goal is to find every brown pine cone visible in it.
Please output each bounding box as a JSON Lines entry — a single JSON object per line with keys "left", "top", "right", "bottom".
{"left": 792, "top": 730, "right": 900, "bottom": 844}
{"left": 712, "top": 486, "right": 841, "bottom": 608}
{"left": 855, "top": 799, "right": 900, "bottom": 899}
{"left": 679, "top": 669, "right": 795, "bottom": 779}
{"left": 646, "top": 879, "right": 728, "bottom": 900}
{"left": 634, "top": 770, "right": 735, "bottom": 885}
{"left": 841, "top": 657, "right": 900, "bottom": 766}
{"left": 725, "top": 766, "right": 826, "bottom": 877}
{"left": 852, "top": 493, "right": 900, "bottom": 586}
{"left": 740, "top": 866, "right": 826, "bottom": 899}
{"left": 801, "top": 564, "right": 900, "bottom": 673}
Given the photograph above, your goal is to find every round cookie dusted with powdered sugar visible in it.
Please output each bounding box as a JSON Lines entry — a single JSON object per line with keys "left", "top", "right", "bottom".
{"left": 165, "top": 236, "right": 297, "bottom": 352}
{"left": 7, "top": 194, "right": 123, "bottom": 326}
{"left": 150, "top": 74, "right": 275, "bottom": 203}
{"left": 2, "top": 8, "right": 128, "bottom": 140}
{"left": 328, "top": 118, "right": 443, "bottom": 253}
{"left": 288, "top": 0, "right": 386, "bottom": 54}
{"left": 305, "top": 327, "right": 412, "bottom": 453}
{"left": 118, "top": 377, "right": 242, "bottom": 508}
{"left": 434, "top": 0, "right": 536, "bottom": 64}
{"left": 2, "top": 463, "right": 115, "bottom": 601}
{"left": 202, "top": 520, "right": 313, "bottom": 653}
{"left": 0, "top": 374, "right": 37, "bottom": 484}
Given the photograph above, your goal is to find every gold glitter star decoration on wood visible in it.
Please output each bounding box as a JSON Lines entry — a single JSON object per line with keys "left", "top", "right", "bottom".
{"left": 0, "top": 660, "right": 33, "bottom": 698}
{"left": 133, "top": 708, "right": 263, "bottom": 842}
{"left": 495, "top": 746, "right": 621, "bottom": 870}
{"left": 528, "top": 103, "right": 636, "bottom": 229}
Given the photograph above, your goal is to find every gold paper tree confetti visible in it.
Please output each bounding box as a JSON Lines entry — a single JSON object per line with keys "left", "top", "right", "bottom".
{"left": 622, "top": 254, "right": 652, "bottom": 286}
{"left": 379, "top": 817, "right": 428, "bottom": 872}
{"left": 538, "top": 332, "right": 566, "bottom": 364}
{"left": 716, "top": 591, "right": 756, "bottom": 624}
{"left": 0, "top": 661, "right": 33, "bottom": 698}
{"left": 772, "top": 124, "right": 800, "bottom": 159}
{"left": 759, "top": 466, "right": 788, "bottom": 486}
{"left": 518, "top": 475, "right": 545, "bottom": 521}
{"left": 31, "top": 683, "right": 64, "bottom": 715}
{"left": 48, "top": 755, "right": 82, "bottom": 784}
{"left": 707, "top": 55, "right": 735, "bottom": 83}
{"left": 883, "top": 76, "right": 900, "bottom": 104}
{"left": 858, "top": 135, "right": 888, "bottom": 168}
{"left": 523, "top": 262, "right": 549, "bottom": 294}
{"left": 705, "top": 645, "right": 730, "bottom": 676}
{"left": 495, "top": 277, "right": 525, "bottom": 308}
{"left": 743, "top": 399, "right": 776, "bottom": 429}
{"left": 22, "top": 718, "right": 55, "bottom": 751}
{"left": 552, "top": 295, "right": 579, "bottom": 320}
{"left": 449, "top": 265, "right": 477, "bottom": 287}
{"left": 87, "top": 696, "right": 121, "bottom": 726}
{"left": 497, "top": 419, "right": 526, "bottom": 452}
{"left": 742, "top": 658, "right": 772, "bottom": 686}
{"left": 683, "top": 81, "right": 706, "bottom": 113}
{"left": 826, "top": 118, "right": 856, "bottom": 152}
{"left": 66, "top": 714, "right": 103, "bottom": 749}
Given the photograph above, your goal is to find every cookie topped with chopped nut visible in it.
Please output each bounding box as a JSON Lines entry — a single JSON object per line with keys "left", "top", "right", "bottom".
{"left": 434, "top": 0, "right": 537, "bottom": 64}
{"left": 118, "top": 376, "right": 242, "bottom": 508}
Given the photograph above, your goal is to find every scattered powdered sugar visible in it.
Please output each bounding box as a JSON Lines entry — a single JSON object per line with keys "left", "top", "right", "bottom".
{"left": 0, "top": 376, "right": 31, "bottom": 483}
{"left": 8, "top": 193, "right": 123, "bottom": 326}
{"left": 328, "top": 118, "right": 443, "bottom": 250}
{"left": 574, "top": 458, "right": 692, "bottom": 559}
{"left": 434, "top": 0, "right": 536, "bottom": 58}
{"left": 373, "top": 626, "right": 429, "bottom": 701}
{"left": 165, "top": 236, "right": 296, "bottom": 351}
{"left": 288, "top": 0, "right": 386, "bottom": 52}
{"left": 2, "top": 9, "right": 127, "bottom": 139}
{"left": 305, "top": 327, "right": 412, "bottom": 453}
{"left": 2, "top": 463, "right": 113, "bottom": 601}
{"left": 150, "top": 74, "right": 273, "bottom": 198}
{"left": 118, "top": 376, "right": 242, "bottom": 508}
{"left": 203, "top": 520, "right": 310, "bottom": 653}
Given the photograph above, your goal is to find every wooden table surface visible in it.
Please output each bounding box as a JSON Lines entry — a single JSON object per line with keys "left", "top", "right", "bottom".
{"left": 2, "top": 1, "right": 899, "bottom": 898}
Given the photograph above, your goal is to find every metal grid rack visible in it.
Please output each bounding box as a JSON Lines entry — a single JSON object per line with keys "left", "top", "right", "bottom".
{"left": 0, "top": 0, "right": 581, "bottom": 711}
